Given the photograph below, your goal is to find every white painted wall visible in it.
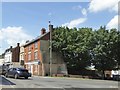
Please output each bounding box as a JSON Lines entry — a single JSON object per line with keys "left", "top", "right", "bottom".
{"left": 0, "top": 58, "right": 4, "bottom": 65}
{"left": 4, "top": 51, "right": 12, "bottom": 63}
{"left": 20, "top": 46, "right": 24, "bottom": 61}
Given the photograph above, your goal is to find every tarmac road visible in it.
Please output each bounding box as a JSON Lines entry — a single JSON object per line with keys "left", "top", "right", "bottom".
{"left": 0, "top": 75, "right": 119, "bottom": 90}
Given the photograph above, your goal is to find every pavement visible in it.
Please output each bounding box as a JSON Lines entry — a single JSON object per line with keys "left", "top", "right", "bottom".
{"left": 0, "top": 75, "right": 119, "bottom": 90}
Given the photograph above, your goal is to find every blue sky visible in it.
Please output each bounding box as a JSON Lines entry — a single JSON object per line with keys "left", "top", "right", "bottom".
{"left": 0, "top": 0, "right": 119, "bottom": 54}
{"left": 2, "top": 2, "right": 89, "bottom": 35}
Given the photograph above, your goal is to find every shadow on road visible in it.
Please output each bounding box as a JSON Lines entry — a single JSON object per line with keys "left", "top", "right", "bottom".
{"left": 1, "top": 76, "right": 16, "bottom": 85}
{"left": 18, "top": 77, "right": 33, "bottom": 80}
{"left": 7, "top": 77, "right": 33, "bottom": 80}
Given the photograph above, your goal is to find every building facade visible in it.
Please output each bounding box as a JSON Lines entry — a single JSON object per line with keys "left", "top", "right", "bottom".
{"left": 12, "top": 43, "right": 20, "bottom": 67}
{"left": 0, "top": 54, "right": 5, "bottom": 65}
{"left": 4, "top": 46, "right": 13, "bottom": 67}
{"left": 4, "top": 43, "right": 20, "bottom": 68}
{"left": 19, "top": 45, "right": 25, "bottom": 68}
{"left": 24, "top": 25, "right": 68, "bottom": 76}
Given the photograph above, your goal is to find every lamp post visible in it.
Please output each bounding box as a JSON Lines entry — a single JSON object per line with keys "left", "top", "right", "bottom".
{"left": 49, "top": 21, "right": 53, "bottom": 76}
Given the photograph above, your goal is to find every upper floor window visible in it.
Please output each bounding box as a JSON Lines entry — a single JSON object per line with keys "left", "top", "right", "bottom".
{"left": 20, "top": 55, "right": 22, "bottom": 60}
{"left": 28, "top": 53, "right": 31, "bottom": 60}
{"left": 34, "top": 51, "right": 38, "bottom": 60}
{"left": 34, "top": 42, "right": 38, "bottom": 49}
{"left": 9, "top": 56, "right": 10, "bottom": 61}
{"left": 20, "top": 54, "right": 24, "bottom": 60}
{"left": 28, "top": 45, "right": 31, "bottom": 51}
{"left": 24, "top": 48, "right": 26, "bottom": 52}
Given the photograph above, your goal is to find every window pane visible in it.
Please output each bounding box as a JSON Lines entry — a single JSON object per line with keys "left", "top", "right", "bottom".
{"left": 28, "top": 45, "right": 31, "bottom": 51}
{"left": 35, "top": 42, "right": 38, "bottom": 48}
{"left": 28, "top": 53, "right": 31, "bottom": 60}
{"left": 34, "top": 52, "right": 38, "bottom": 59}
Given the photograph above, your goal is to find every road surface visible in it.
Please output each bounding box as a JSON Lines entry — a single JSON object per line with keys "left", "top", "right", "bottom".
{"left": 0, "top": 75, "right": 119, "bottom": 90}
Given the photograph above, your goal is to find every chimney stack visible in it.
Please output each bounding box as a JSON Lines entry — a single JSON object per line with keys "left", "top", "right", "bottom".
{"left": 10, "top": 46, "right": 12, "bottom": 49}
{"left": 41, "top": 28, "right": 46, "bottom": 35}
{"left": 10, "top": 46, "right": 12, "bottom": 51}
{"left": 17, "top": 43, "right": 20, "bottom": 46}
{"left": 49, "top": 24, "right": 53, "bottom": 32}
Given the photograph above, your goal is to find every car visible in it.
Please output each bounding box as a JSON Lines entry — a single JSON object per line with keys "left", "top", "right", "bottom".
{"left": 113, "top": 75, "right": 120, "bottom": 81}
{"left": 5, "top": 68, "right": 31, "bottom": 79}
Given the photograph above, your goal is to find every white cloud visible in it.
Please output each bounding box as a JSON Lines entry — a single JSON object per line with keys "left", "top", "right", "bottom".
{"left": 81, "top": 8, "right": 87, "bottom": 16}
{"left": 72, "top": 5, "right": 87, "bottom": 16}
{"left": 62, "top": 17, "right": 87, "bottom": 28}
{"left": 0, "top": 26, "right": 33, "bottom": 54}
{"left": 48, "top": 12, "right": 52, "bottom": 16}
{"left": 72, "top": 5, "right": 82, "bottom": 10}
{"left": 111, "top": 3, "right": 118, "bottom": 12}
{"left": 107, "top": 15, "right": 118, "bottom": 29}
{"left": 88, "top": 0, "right": 119, "bottom": 13}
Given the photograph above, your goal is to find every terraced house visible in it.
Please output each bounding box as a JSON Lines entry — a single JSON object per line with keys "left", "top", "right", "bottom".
{"left": 23, "top": 25, "right": 68, "bottom": 76}
{"left": 19, "top": 45, "right": 25, "bottom": 68}
{"left": 4, "top": 43, "right": 20, "bottom": 68}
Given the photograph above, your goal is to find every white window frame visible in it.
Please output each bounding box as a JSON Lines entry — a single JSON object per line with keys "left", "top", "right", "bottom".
{"left": 28, "top": 45, "right": 31, "bottom": 51}
{"left": 34, "top": 42, "right": 38, "bottom": 49}
{"left": 28, "top": 53, "right": 31, "bottom": 60}
{"left": 34, "top": 51, "right": 38, "bottom": 60}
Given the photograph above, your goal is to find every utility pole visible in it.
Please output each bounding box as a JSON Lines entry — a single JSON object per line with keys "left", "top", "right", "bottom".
{"left": 49, "top": 21, "right": 53, "bottom": 76}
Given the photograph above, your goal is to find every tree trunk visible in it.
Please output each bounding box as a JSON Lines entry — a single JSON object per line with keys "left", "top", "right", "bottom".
{"left": 102, "top": 70, "right": 105, "bottom": 80}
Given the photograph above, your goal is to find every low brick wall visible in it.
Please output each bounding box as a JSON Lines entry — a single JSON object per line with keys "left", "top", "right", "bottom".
{"left": 52, "top": 74, "right": 91, "bottom": 79}
{"left": 69, "top": 75, "right": 82, "bottom": 78}
{"left": 52, "top": 74, "right": 68, "bottom": 77}
{"left": 69, "top": 75, "right": 92, "bottom": 79}
{"left": 52, "top": 74, "right": 57, "bottom": 77}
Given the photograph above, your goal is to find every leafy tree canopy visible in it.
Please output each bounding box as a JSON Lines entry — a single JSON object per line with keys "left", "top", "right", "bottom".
{"left": 52, "top": 26, "right": 120, "bottom": 75}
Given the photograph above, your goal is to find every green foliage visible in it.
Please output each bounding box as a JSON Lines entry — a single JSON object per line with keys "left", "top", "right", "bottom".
{"left": 52, "top": 26, "right": 120, "bottom": 73}
{"left": 92, "top": 28, "right": 119, "bottom": 71}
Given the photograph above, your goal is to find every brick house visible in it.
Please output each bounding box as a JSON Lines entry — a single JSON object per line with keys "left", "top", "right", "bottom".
{"left": 4, "top": 43, "right": 20, "bottom": 67}
{"left": 23, "top": 25, "right": 68, "bottom": 76}
{"left": 12, "top": 43, "right": 20, "bottom": 62}
{"left": 4, "top": 46, "right": 13, "bottom": 67}
{"left": 12, "top": 43, "right": 20, "bottom": 67}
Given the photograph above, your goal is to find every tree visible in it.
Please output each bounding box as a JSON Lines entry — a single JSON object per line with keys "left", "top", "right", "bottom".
{"left": 91, "top": 27, "right": 119, "bottom": 78}
{"left": 52, "top": 27, "right": 94, "bottom": 74}
{"left": 52, "top": 26, "right": 119, "bottom": 76}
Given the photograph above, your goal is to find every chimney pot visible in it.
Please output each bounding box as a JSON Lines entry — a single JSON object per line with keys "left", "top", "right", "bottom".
{"left": 17, "top": 43, "right": 20, "bottom": 46}
{"left": 10, "top": 46, "right": 12, "bottom": 49}
{"left": 41, "top": 28, "right": 46, "bottom": 35}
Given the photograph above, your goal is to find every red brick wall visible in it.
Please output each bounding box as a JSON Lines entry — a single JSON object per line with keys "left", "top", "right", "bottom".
{"left": 24, "top": 32, "right": 50, "bottom": 75}
{"left": 12, "top": 45, "right": 20, "bottom": 62}
{"left": 24, "top": 40, "right": 41, "bottom": 63}
{"left": 41, "top": 32, "right": 50, "bottom": 40}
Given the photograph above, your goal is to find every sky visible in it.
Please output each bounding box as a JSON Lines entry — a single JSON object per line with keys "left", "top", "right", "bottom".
{"left": 0, "top": 0, "right": 119, "bottom": 54}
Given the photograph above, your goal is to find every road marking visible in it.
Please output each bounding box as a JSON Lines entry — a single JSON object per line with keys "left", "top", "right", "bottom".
{"left": 1, "top": 76, "right": 15, "bottom": 89}
{"left": 6, "top": 79, "right": 15, "bottom": 88}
